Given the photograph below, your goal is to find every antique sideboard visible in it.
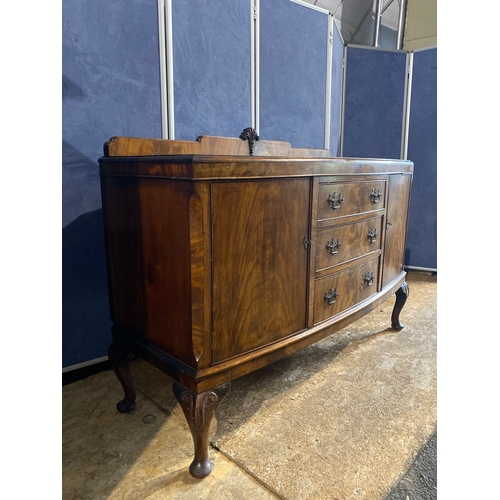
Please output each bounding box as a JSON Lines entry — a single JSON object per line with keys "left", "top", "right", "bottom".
{"left": 99, "top": 131, "right": 413, "bottom": 478}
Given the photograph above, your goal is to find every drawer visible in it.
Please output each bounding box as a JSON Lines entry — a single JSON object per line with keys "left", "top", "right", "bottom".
{"left": 314, "top": 257, "right": 380, "bottom": 325}
{"left": 315, "top": 216, "right": 383, "bottom": 271}
{"left": 317, "top": 180, "right": 386, "bottom": 221}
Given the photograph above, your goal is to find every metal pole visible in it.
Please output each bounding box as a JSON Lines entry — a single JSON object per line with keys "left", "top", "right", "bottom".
{"left": 251, "top": 0, "right": 260, "bottom": 132}
{"left": 401, "top": 51, "right": 413, "bottom": 160}
{"left": 157, "top": 0, "right": 168, "bottom": 139}
{"left": 339, "top": 44, "right": 347, "bottom": 156}
{"left": 165, "top": 0, "right": 175, "bottom": 139}
{"left": 373, "top": 0, "right": 383, "bottom": 47}
{"left": 396, "top": 0, "right": 407, "bottom": 50}
{"left": 324, "top": 15, "right": 334, "bottom": 151}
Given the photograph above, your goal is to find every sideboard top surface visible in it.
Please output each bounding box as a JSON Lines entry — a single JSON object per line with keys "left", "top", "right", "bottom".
{"left": 99, "top": 135, "right": 413, "bottom": 180}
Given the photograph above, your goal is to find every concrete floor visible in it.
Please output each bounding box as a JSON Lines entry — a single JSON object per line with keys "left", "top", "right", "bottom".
{"left": 62, "top": 272, "right": 436, "bottom": 500}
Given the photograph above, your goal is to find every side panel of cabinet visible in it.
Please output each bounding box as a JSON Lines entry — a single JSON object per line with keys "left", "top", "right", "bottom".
{"left": 100, "top": 176, "right": 196, "bottom": 366}
{"left": 382, "top": 173, "right": 412, "bottom": 287}
{"left": 212, "top": 179, "right": 311, "bottom": 362}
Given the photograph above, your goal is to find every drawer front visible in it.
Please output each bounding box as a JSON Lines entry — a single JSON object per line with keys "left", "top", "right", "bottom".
{"left": 314, "top": 257, "right": 380, "bottom": 325}
{"left": 318, "top": 180, "right": 386, "bottom": 221}
{"left": 315, "top": 216, "right": 383, "bottom": 271}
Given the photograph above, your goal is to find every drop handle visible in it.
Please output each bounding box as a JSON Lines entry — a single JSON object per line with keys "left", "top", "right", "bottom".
{"left": 386, "top": 220, "right": 393, "bottom": 230}
{"left": 326, "top": 237, "right": 342, "bottom": 255}
{"left": 367, "top": 228, "right": 378, "bottom": 243}
{"left": 327, "top": 192, "right": 344, "bottom": 210}
{"left": 324, "top": 288, "right": 339, "bottom": 305}
{"left": 371, "top": 188, "right": 382, "bottom": 203}
{"left": 364, "top": 272, "right": 374, "bottom": 286}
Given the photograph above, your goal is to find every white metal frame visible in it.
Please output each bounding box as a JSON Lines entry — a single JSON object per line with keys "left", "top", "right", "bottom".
{"left": 289, "top": 0, "right": 329, "bottom": 15}
{"left": 158, "top": 0, "right": 175, "bottom": 139}
{"left": 396, "top": 0, "right": 407, "bottom": 50}
{"left": 62, "top": 356, "right": 109, "bottom": 373}
{"left": 401, "top": 51, "right": 413, "bottom": 160}
{"left": 323, "top": 14, "right": 334, "bottom": 152}
{"left": 251, "top": 0, "right": 260, "bottom": 132}
{"left": 339, "top": 43, "right": 348, "bottom": 157}
{"left": 405, "top": 266, "right": 437, "bottom": 273}
{"left": 158, "top": 0, "right": 168, "bottom": 138}
{"left": 374, "top": 0, "right": 407, "bottom": 50}
{"left": 374, "top": 0, "right": 383, "bottom": 47}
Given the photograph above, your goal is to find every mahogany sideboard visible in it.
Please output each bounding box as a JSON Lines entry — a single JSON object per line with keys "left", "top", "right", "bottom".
{"left": 99, "top": 131, "right": 413, "bottom": 478}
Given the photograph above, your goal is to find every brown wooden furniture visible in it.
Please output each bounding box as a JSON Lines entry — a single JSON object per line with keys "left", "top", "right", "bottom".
{"left": 99, "top": 131, "right": 413, "bottom": 479}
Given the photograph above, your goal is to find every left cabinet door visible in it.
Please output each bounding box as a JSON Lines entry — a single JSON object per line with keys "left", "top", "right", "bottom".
{"left": 212, "top": 178, "right": 311, "bottom": 362}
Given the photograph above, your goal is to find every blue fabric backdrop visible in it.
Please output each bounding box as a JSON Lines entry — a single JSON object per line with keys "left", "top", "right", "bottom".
{"left": 342, "top": 46, "right": 406, "bottom": 159}
{"left": 406, "top": 48, "right": 437, "bottom": 269}
{"left": 172, "top": 0, "right": 251, "bottom": 140}
{"left": 259, "top": 0, "right": 328, "bottom": 149}
{"left": 62, "top": 0, "right": 161, "bottom": 367}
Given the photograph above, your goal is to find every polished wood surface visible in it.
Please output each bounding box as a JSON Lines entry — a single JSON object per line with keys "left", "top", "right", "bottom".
{"left": 313, "top": 256, "right": 380, "bottom": 325}
{"left": 212, "top": 179, "right": 310, "bottom": 362}
{"left": 315, "top": 216, "right": 384, "bottom": 272}
{"left": 173, "top": 381, "right": 231, "bottom": 478}
{"left": 317, "top": 179, "right": 387, "bottom": 222}
{"left": 382, "top": 174, "right": 412, "bottom": 288}
{"left": 101, "top": 177, "right": 197, "bottom": 365}
{"left": 99, "top": 133, "right": 413, "bottom": 478}
{"left": 104, "top": 134, "right": 331, "bottom": 158}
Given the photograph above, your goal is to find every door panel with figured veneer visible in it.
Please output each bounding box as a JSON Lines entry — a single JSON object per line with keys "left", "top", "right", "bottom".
{"left": 212, "top": 179, "right": 310, "bottom": 362}
{"left": 382, "top": 174, "right": 412, "bottom": 287}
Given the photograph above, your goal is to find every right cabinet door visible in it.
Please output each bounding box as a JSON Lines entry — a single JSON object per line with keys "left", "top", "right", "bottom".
{"left": 382, "top": 173, "right": 412, "bottom": 288}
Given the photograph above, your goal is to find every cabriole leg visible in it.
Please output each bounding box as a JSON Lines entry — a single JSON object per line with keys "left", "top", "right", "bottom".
{"left": 391, "top": 281, "right": 410, "bottom": 330}
{"left": 173, "top": 381, "right": 231, "bottom": 479}
{"left": 108, "top": 341, "right": 137, "bottom": 413}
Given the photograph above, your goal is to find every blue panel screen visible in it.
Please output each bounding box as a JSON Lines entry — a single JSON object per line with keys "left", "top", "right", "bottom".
{"left": 172, "top": 0, "right": 251, "bottom": 140}
{"left": 62, "top": 0, "right": 161, "bottom": 367}
{"left": 406, "top": 48, "right": 437, "bottom": 269}
{"left": 342, "top": 47, "right": 406, "bottom": 159}
{"left": 259, "top": 0, "right": 328, "bottom": 149}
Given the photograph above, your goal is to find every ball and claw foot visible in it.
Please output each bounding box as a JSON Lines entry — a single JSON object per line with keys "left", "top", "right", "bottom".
{"left": 391, "top": 282, "right": 409, "bottom": 330}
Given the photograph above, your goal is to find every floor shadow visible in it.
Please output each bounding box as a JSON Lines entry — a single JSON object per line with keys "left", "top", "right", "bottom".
{"left": 134, "top": 468, "right": 203, "bottom": 498}
{"left": 127, "top": 300, "right": 406, "bottom": 446}
{"left": 62, "top": 370, "right": 191, "bottom": 499}
{"left": 212, "top": 318, "right": 399, "bottom": 442}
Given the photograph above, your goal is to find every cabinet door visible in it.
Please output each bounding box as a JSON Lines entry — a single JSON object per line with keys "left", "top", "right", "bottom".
{"left": 382, "top": 174, "right": 412, "bottom": 287}
{"left": 212, "top": 179, "right": 310, "bottom": 362}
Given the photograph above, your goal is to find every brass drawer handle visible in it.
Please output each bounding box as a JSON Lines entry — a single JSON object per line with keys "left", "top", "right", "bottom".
{"left": 324, "top": 288, "right": 339, "bottom": 305}
{"left": 371, "top": 188, "right": 381, "bottom": 204}
{"left": 326, "top": 237, "right": 342, "bottom": 255}
{"left": 364, "top": 272, "right": 374, "bottom": 286}
{"left": 367, "top": 228, "right": 378, "bottom": 243}
{"left": 327, "top": 192, "right": 344, "bottom": 210}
